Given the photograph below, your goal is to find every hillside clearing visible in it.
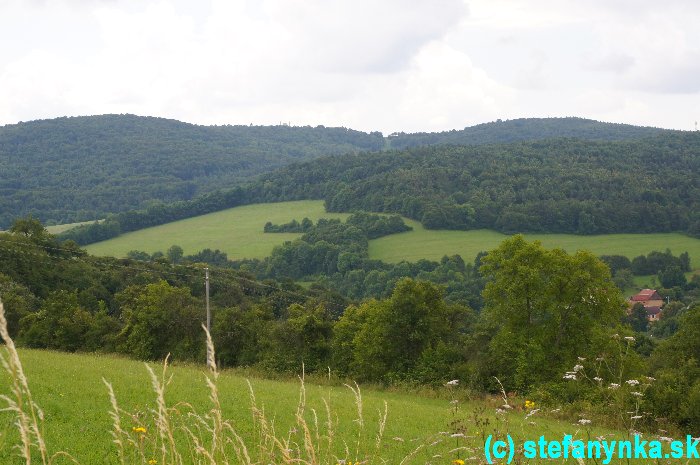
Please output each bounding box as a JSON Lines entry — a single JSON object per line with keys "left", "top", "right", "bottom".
{"left": 46, "top": 220, "right": 101, "bottom": 234}
{"left": 85, "top": 201, "right": 349, "bottom": 259}
{"left": 370, "top": 218, "right": 700, "bottom": 270}
{"left": 85, "top": 201, "right": 700, "bottom": 270}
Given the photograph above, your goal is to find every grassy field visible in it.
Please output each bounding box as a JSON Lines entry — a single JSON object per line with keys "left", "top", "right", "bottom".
{"left": 84, "top": 200, "right": 700, "bottom": 270}
{"left": 370, "top": 218, "right": 700, "bottom": 270}
{"left": 46, "top": 220, "right": 101, "bottom": 234}
{"left": 0, "top": 348, "right": 622, "bottom": 465}
{"left": 85, "top": 201, "right": 349, "bottom": 259}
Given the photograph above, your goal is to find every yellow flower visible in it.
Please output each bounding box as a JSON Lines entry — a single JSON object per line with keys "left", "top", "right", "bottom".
{"left": 453, "top": 460, "right": 465, "bottom": 465}
{"left": 132, "top": 426, "right": 147, "bottom": 434}
{"left": 524, "top": 400, "right": 535, "bottom": 409}
{"left": 148, "top": 460, "right": 157, "bottom": 465}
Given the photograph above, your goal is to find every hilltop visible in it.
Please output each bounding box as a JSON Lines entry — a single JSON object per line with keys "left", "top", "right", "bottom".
{"left": 387, "top": 116, "right": 668, "bottom": 149}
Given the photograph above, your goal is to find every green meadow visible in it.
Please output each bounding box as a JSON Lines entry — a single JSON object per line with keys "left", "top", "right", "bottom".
{"left": 370, "top": 218, "right": 700, "bottom": 270}
{"left": 85, "top": 201, "right": 349, "bottom": 259}
{"left": 84, "top": 201, "right": 700, "bottom": 270}
{"left": 0, "top": 348, "right": 621, "bottom": 464}
{"left": 46, "top": 220, "right": 101, "bottom": 234}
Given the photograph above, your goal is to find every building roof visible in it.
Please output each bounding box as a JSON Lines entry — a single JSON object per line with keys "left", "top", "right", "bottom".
{"left": 646, "top": 306, "right": 662, "bottom": 316}
{"left": 630, "top": 289, "right": 663, "bottom": 302}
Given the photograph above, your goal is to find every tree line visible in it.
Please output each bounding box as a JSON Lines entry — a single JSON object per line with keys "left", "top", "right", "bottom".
{"left": 602, "top": 250, "right": 692, "bottom": 290}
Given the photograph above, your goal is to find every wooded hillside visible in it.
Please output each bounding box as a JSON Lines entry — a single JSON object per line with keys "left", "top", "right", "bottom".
{"left": 1, "top": 115, "right": 677, "bottom": 229}
{"left": 0, "top": 114, "right": 384, "bottom": 227}
{"left": 256, "top": 133, "right": 700, "bottom": 235}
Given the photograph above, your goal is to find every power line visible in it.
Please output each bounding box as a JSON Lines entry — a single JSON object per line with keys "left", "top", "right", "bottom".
{"left": 0, "top": 236, "right": 349, "bottom": 313}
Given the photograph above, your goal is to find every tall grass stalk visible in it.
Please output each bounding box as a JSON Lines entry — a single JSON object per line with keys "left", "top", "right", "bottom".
{"left": 0, "top": 297, "right": 84, "bottom": 464}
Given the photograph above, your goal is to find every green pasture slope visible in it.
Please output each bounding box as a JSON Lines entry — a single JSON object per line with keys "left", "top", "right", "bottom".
{"left": 370, "top": 218, "right": 700, "bottom": 270}
{"left": 0, "top": 349, "right": 620, "bottom": 464}
{"left": 84, "top": 201, "right": 700, "bottom": 271}
{"left": 85, "top": 201, "right": 349, "bottom": 259}
{"left": 46, "top": 220, "right": 101, "bottom": 234}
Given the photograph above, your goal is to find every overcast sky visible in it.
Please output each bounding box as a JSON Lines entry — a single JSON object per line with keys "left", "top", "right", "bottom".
{"left": 1, "top": 0, "right": 698, "bottom": 133}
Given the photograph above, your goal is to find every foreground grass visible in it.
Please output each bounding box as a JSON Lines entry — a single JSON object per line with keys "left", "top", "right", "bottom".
{"left": 0, "top": 349, "right": 623, "bottom": 464}
{"left": 370, "top": 219, "right": 700, "bottom": 269}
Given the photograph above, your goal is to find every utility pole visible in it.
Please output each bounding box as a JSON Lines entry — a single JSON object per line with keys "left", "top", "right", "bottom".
{"left": 205, "top": 267, "right": 211, "bottom": 369}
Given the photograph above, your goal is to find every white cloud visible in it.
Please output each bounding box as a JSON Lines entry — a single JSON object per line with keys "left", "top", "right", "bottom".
{"left": 397, "top": 41, "right": 513, "bottom": 131}
{"left": 0, "top": 0, "right": 698, "bottom": 131}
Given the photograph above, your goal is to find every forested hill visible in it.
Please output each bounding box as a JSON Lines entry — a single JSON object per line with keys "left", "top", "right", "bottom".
{"left": 387, "top": 117, "right": 668, "bottom": 149}
{"left": 254, "top": 133, "right": 700, "bottom": 236}
{"left": 0, "top": 114, "right": 683, "bottom": 229}
{"left": 0, "top": 114, "right": 384, "bottom": 228}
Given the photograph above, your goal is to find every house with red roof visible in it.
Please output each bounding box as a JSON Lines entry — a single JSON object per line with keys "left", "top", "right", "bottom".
{"left": 628, "top": 289, "right": 664, "bottom": 321}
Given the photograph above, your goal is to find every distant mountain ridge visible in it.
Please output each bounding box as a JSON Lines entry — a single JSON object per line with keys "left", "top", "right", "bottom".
{"left": 0, "top": 114, "right": 681, "bottom": 228}
{"left": 386, "top": 117, "right": 669, "bottom": 149}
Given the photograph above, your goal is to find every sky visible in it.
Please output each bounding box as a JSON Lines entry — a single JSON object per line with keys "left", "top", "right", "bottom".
{"left": 1, "top": 0, "right": 699, "bottom": 134}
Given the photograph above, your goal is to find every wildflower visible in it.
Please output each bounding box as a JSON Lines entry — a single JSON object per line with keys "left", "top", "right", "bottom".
{"left": 645, "top": 376, "right": 656, "bottom": 382}
{"left": 524, "top": 400, "right": 535, "bottom": 409}
{"left": 626, "top": 379, "right": 640, "bottom": 386}
{"left": 624, "top": 336, "right": 635, "bottom": 342}
{"left": 608, "top": 383, "right": 620, "bottom": 389}
{"left": 577, "top": 357, "right": 586, "bottom": 362}
{"left": 132, "top": 426, "right": 146, "bottom": 434}
{"left": 563, "top": 374, "right": 577, "bottom": 380}
{"left": 659, "top": 436, "right": 674, "bottom": 442}
{"left": 631, "top": 391, "right": 643, "bottom": 397}
{"left": 578, "top": 419, "right": 592, "bottom": 425}
{"left": 148, "top": 460, "right": 157, "bottom": 465}
{"left": 573, "top": 364, "right": 584, "bottom": 372}
{"left": 630, "top": 415, "right": 643, "bottom": 420}
{"left": 593, "top": 377, "right": 603, "bottom": 382}
{"left": 446, "top": 379, "right": 459, "bottom": 386}
{"left": 451, "top": 433, "right": 466, "bottom": 438}
{"left": 453, "top": 459, "right": 465, "bottom": 465}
